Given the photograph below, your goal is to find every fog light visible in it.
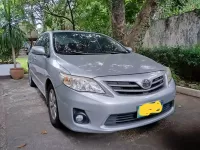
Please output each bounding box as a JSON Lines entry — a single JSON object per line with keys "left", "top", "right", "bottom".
{"left": 73, "top": 108, "right": 90, "bottom": 124}
{"left": 75, "top": 114, "right": 84, "bottom": 123}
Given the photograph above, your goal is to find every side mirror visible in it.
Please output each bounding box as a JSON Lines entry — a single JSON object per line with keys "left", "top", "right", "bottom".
{"left": 125, "top": 47, "right": 133, "bottom": 52}
{"left": 31, "top": 46, "right": 46, "bottom": 55}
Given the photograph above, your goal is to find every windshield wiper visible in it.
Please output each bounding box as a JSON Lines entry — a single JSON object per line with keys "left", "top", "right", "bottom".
{"left": 58, "top": 51, "right": 89, "bottom": 55}
{"left": 104, "top": 51, "right": 129, "bottom": 54}
{"left": 68, "top": 51, "right": 87, "bottom": 55}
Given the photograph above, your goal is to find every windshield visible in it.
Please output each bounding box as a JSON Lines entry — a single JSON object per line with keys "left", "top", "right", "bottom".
{"left": 53, "top": 32, "right": 129, "bottom": 55}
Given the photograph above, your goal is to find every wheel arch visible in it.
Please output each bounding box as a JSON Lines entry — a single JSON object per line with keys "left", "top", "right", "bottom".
{"left": 45, "top": 78, "right": 53, "bottom": 92}
{"left": 45, "top": 78, "right": 53, "bottom": 103}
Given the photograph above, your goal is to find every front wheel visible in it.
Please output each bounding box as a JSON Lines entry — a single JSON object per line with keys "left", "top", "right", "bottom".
{"left": 47, "top": 84, "right": 61, "bottom": 128}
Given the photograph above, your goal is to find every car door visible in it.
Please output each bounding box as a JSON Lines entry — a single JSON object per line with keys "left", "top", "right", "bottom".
{"left": 29, "top": 35, "right": 44, "bottom": 89}
{"left": 38, "top": 33, "right": 51, "bottom": 94}
{"left": 33, "top": 33, "right": 50, "bottom": 95}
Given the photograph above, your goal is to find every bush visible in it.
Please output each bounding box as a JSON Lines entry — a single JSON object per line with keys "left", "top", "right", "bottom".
{"left": 0, "top": 48, "right": 13, "bottom": 64}
{"left": 138, "top": 47, "right": 200, "bottom": 82}
{"left": 0, "top": 47, "right": 21, "bottom": 64}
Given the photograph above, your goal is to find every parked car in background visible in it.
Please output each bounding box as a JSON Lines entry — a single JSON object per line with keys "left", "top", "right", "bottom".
{"left": 22, "top": 42, "right": 30, "bottom": 55}
{"left": 28, "top": 31, "right": 176, "bottom": 133}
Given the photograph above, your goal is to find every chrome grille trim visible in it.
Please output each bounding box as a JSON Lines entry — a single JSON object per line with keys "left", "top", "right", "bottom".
{"left": 108, "top": 84, "right": 139, "bottom": 88}
{"left": 105, "top": 75, "right": 165, "bottom": 95}
{"left": 113, "top": 82, "right": 164, "bottom": 93}
{"left": 152, "top": 78, "right": 163, "bottom": 84}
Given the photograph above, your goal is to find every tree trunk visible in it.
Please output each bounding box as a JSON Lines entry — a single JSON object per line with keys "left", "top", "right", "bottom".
{"left": 12, "top": 45, "right": 16, "bottom": 68}
{"left": 67, "top": 0, "right": 75, "bottom": 30}
{"left": 111, "top": 0, "right": 125, "bottom": 43}
{"left": 9, "top": 22, "right": 16, "bottom": 68}
{"left": 124, "top": 0, "right": 158, "bottom": 51}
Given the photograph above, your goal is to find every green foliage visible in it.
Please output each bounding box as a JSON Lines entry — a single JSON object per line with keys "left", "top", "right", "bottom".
{"left": 0, "top": 0, "right": 26, "bottom": 64}
{"left": 18, "top": 0, "right": 199, "bottom": 35}
{"left": 125, "top": 0, "right": 144, "bottom": 24}
{"left": 43, "top": 0, "right": 76, "bottom": 30}
{"left": 0, "top": 48, "right": 13, "bottom": 64}
{"left": 158, "top": 0, "right": 200, "bottom": 19}
{"left": 124, "top": 0, "right": 191, "bottom": 24}
{"left": 76, "top": 0, "right": 111, "bottom": 35}
{"left": 138, "top": 46, "right": 200, "bottom": 81}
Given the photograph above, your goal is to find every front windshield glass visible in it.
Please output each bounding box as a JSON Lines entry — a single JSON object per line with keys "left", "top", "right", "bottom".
{"left": 53, "top": 32, "right": 129, "bottom": 55}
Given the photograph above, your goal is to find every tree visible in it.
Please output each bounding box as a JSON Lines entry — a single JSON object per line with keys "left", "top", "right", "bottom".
{"left": 111, "top": 0, "right": 125, "bottom": 42}
{"left": 75, "top": 0, "right": 111, "bottom": 35}
{"left": 44, "top": 0, "right": 76, "bottom": 30}
{"left": 20, "top": 0, "right": 111, "bottom": 34}
{"left": 125, "top": 0, "right": 157, "bottom": 50}
{"left": 110, "top": 0, "right": 188, "bottom": 51}
{"left": 125, "top": 0, "right": 144, "bottom": 24}
{"left": 17, "top": 0, "right": 192, "bottom": 41}
{"left": 19, "top": 0, "right": 75, "bottom": 31}
{"left": 0, "top": 0, "right": 26, "bottom": 67}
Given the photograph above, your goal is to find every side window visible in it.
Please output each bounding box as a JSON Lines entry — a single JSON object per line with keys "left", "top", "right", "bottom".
{"left": 34, "top": 36, "right": 44, "bottom": 46}
{"left": 34, "top": 34, "right": 50, "bottom": 55}
{"left": 43, "top": 34, "right": 50, "bottom": 55}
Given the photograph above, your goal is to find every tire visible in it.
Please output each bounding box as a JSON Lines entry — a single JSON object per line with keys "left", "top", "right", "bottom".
{"left": 28, "top": 69, "right": 36, "bottom": 87}
{"left": 47, "top": 84, "right": 61, "bottom": 128}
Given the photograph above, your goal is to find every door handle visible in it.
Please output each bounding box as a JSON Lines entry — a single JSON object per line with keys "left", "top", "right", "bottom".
{"left": 33, "top": 56, "right": 36, "bottom": 61}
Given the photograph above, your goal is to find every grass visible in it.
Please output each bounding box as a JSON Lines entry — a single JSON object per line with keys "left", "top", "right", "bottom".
{"left": 176, "top": 79, "right": 200, "bottom": 90}
{"left": 16, "top": 57, "right": 28, "bottom": 74}
{"left": 172, "top": 72, "right": 200, "bottom": 90}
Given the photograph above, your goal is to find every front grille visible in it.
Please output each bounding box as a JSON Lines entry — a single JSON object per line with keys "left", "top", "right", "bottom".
{"left": 104, "top": 101, "right": 173, "bottom": 126}
{"left": 106, "top": 76, "right": 165, "bottom": 95}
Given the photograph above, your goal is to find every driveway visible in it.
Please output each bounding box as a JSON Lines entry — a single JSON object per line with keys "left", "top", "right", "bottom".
{"left": 0, "top": 77, "right": 200, "bottom": 150}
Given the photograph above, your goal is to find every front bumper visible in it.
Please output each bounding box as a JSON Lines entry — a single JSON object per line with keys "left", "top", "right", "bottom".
{"left": 55, "top": 79, "right": 176, "bottom": 133}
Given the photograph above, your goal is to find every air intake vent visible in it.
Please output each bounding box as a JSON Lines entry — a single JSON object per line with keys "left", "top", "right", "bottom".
{"left": 104, "top": 101, "right": 173, "bottom": 126}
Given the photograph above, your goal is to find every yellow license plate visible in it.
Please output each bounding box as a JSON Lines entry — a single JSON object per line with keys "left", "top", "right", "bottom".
{"left": 137, "top": 100, "right": 163, "bottom": 118}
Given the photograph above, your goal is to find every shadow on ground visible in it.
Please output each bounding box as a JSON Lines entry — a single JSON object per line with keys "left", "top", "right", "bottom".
{"left": 1, "top": 78, "right": 200, "bottom": 150}
{"left": 21, "top": 84, "right": 200, "bottom": 150}
{"left": 162, "top": 127, "right": 200, "bottom": 150}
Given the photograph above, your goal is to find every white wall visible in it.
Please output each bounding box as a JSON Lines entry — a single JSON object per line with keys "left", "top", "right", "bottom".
{"left": 143, "top": 10, "right": 200, "bottom": 48}
{"left": 0, "top": 64, "right": 21, "bottom": 76}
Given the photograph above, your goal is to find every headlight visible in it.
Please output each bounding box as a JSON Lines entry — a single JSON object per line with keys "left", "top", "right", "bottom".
{"left": 166, "top": 67, "right": 172, "bottom": 83}
{"left": 60, "top": 73, "right": 105, "bottom": 93}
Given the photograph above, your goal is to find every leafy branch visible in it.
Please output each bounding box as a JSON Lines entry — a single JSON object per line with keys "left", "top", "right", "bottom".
{"left": 44, "top": 0, "right": 75, "bottom": 30}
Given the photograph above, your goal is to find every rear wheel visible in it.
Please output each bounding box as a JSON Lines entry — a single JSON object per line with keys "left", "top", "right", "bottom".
{"left": 28, "top": 69, "right": 36, "bottom": 87}
{"left": 47, "top": 84, "right": 61, "bottom": 128}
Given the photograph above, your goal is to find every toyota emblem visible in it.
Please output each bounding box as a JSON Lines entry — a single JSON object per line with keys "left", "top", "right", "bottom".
{"left": 142, "top": 79, "right": 151, "bottom": 89}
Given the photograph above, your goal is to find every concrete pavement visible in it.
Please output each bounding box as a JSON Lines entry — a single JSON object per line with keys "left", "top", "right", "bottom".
{"left": 0, "top": 77, "right": 200, "bottom": 150}
{"left": 0, "top": 83, "right": 6, "bottom": 150}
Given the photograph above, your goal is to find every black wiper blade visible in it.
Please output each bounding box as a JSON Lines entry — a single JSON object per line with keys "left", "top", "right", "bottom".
{"left": 104, "top": 51, "right": 129, "bottom": 54}
{"left": 66, "top": 51, "right": 88, "bottom": 55}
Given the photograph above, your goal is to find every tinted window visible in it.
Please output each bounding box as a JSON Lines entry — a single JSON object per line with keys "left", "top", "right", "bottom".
{"left": 34, "top": 34, "right": 50, "bottom": 55}
{"left": 34, "top": 36, "right": 44, "bottom": 46}
{"left": 53, "top": 32, "right": 129, "bottom": 55}
{"left": 43, "top": 34, "right": 50, "bottom": 55}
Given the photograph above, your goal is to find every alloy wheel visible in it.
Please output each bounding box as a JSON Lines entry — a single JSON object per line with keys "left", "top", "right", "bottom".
{"left": 49, "top": 89, "right": 57, "bottom": 120}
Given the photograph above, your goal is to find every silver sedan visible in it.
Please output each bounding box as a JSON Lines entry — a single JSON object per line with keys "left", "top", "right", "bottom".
{"left": 28, "top": 31, "right": 176, "bottom": 133}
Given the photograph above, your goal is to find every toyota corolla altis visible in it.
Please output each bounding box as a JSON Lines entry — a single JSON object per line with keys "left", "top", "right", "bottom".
{"left": 28, "top": 31, "right": 176, "bottom": 133}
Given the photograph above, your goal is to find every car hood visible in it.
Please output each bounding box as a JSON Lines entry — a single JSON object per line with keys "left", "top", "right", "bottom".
{"left": 56, "top": 53, "right": 165, "bottom": 78}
